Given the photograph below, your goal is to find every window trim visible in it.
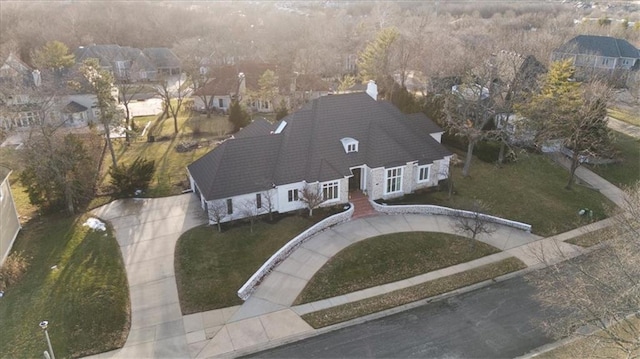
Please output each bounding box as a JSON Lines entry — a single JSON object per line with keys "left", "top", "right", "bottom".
{"left": 322, "top": 180, "right": 340, "bottom": 202}
{"left": 417, "top": 165, "right": 431, "bottom": 183}
{"left": 226, "top": 199, "right": 233, "bottom": 214}
{"left": 385, "top": 166, "right": 403, "bottom": 194}
{"left": 288, "top": 189, "right": 299, "bottom": 202}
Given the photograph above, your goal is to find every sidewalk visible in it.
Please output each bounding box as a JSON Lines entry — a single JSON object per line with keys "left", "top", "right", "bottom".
{"left": 607, "top": 116, "right": 640, "bottom": 139}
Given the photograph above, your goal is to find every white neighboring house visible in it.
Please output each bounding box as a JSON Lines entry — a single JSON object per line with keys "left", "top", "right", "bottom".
{"left": 187, "top": 81, "right": 453, "bottom": 224}
{"left": 0, "top": 166, "right": 21, "bottom": 266}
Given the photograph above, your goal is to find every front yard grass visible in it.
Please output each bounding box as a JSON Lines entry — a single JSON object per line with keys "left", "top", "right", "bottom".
{"left": 587, "top": 132, "right": 640, "bottom": 188}
{"left": 385, "top": 152, "right": 613, "bottom": 237}
{"left": 301, "top": 257, "right": 526, "bottom": 329}
{"left": 565, "top": 226, "right": 613, "bottom": 247}
{"left": 175, "top": 209, "right": 339, "bottom": 314}
{"left": 294, "top": 232, "right": 500, "bottom": 305}
{"left": 0, "top": 214, "right": 129, "bottom": 358}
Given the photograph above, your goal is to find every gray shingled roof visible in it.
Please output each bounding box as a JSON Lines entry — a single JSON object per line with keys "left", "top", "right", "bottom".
{"left": 556, "top": 35, "right": 639, "bottom": 58}
{"left": 188, "top": 93, "right": 452, "bottom": 201}
{"left": 142, "top": 48, "right": 181, "bottom": 69}
{"left": 233, "top": 119, "right": 275, "bottom": 139}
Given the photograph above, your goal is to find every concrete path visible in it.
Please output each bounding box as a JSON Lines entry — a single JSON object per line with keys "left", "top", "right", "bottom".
{"left": 86, "top": 194, "right": 207, "bottom": 359}
{"left": 549, "top": 153, "right": 630, "bottom": 207}
{"left": 608, "top": 116, "right": 640, "bottom": 139}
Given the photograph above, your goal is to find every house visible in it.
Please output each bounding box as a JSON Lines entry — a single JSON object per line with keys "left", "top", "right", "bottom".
{"left": 552, "top": 35, "right": 639, "bottom": 83}
{"left": 0, "top": 53, "right": 120, "bottom": 131}
{"left": 0, "top": 166, "right": 21, "bottom": 266}
{"left": 74, "top": 44, "right": 181, "bottom": 82}
{"left": 0, "top": 53, "right": 43, "bottom": 129}
{"left": 187, "top": 81, "right": 453, "bottom": 224}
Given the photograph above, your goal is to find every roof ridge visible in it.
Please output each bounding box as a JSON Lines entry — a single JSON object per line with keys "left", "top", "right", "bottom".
{"left": 614, "top": 38, "right": 622, "bottom": 58}
{"left": 303, "top": 97, "right": 321, "bottom": 179}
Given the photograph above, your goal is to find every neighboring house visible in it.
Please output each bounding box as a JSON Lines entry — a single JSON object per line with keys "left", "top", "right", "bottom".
{"left": 552, "top": 35, "right": 639, "bottom": 83}
{"left": 192, "top": 62, "right": 287, "bottom": 113}
{"left": 0, "top": 166, "right": 21, "bottom": 266}
{"left": 187, "top": 81, "right": 453, "bottom": 224}
{"left": 0, "top": 53, "right": 43, "bottom": 129}
{"left": 74, "top": 44, "right": 181, "bottom": 82}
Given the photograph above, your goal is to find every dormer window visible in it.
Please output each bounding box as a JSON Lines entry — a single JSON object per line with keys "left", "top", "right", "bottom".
{"left": 340, "top": 137, "right": 359, "bottom": 153}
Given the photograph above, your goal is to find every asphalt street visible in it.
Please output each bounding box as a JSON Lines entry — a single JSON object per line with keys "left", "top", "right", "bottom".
{"left": 245, "top": 277, "right": 556, "bottom": 358}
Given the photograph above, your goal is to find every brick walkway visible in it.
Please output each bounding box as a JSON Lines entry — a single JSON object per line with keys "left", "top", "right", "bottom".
{"left": 349, "top": 191, "right": 377, "bottom": 219}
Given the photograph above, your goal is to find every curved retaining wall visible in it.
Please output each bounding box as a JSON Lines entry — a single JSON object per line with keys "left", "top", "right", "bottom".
{"left": 237, "top": 204, "right": 354, "bottom": 300}
{"left": 369, "top": 201, "right": 532, "bottom": 232}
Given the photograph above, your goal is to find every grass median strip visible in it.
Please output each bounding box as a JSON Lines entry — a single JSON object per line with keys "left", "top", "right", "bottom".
{"left": 565, "top": 227, "right": 613, "bottom": 247}
{"left": 301, "top": 257, "right": 526, "bottom": 329}
{"left": 294, "top": 232, "right": 500, "bottom": 305}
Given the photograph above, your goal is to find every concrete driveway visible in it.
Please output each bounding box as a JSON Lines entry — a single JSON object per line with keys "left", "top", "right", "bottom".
{"left": 87, "top": 194, "right": 206, "bottom": 358}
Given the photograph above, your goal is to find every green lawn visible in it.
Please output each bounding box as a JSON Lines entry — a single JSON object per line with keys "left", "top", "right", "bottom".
{"left": 0, "top": 215, "right": 129, "bottom": 358}
{"left": 565, "top": 226, "right": 613, "bottom": 247}
{"left": 95, "top": 111, "right": 233, "bottom": 200}
{"left": 302, "top": 257, "right": 526, "bottom": 329}
{"left": 294, "top": 232, "right": 500, "bottom": 305}
{"left": 588, "top": 132, "right": 640, "bottom": 188}
{"left": 608, "top": 107, "right": 640, "bottom": 127}
{"left": 384, "top": 152, "right": 613, "bottom": 237}
{"left": 175, "top": 210, "right": 339, "bottom": 314}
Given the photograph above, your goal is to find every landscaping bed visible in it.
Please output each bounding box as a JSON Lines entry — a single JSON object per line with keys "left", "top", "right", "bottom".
{"left": 0, "top": 214, "right": 129, "bottom": 358}
{"left": 294, "top": 232, "right": 500, "bottom": 305}
{"left": 175, "top": 208, "right": 342, "bottom": 314}
{"left": 301, "top": 257, "right": 526, "bottom": 329}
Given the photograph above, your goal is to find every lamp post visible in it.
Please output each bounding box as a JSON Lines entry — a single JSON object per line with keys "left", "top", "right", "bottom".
{"left": 39, "top": 321, "right": 55, "bottom": 359}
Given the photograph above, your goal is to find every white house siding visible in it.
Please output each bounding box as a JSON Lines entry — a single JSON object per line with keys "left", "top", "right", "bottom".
{"left": 402, "top": 162, "right": 417, "bottom": 194}
{"left": 206, "top": 191, "right": 274, "bottom": 224}
{"left": 367, "top": 167, "right": 386, "bottom": 200}
{"left": 192, "top": 95, "right": 231, "bottom": 113}
{"left": 276, "top": 182, "right": 307, "bottom": 213}
{"left": 1, "top": 173, "right": 21, "bottom": 266}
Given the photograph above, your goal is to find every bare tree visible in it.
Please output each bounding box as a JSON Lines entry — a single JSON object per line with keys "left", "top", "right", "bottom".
{"left": 300, "top": 184, "right": 324, "bottom": 217}
{"left": 528, "top": 183, "right": 640, "bottom": 358}
{"left": 453, "top": 200, "right": 497, "bottom": 247}
{"left": 116, "top": 81, "right": 146, "bottom": 143}
{"left": 155, "top": 73, "right": 187, "bottom": 134}
{"left": 78, "top": 58, "right": 121, "bottom": 167}
{"left": 240, "top": 198, "right": 260, "bottom": 233}
{"left": 208, "top": 201, "right": 227, "bottom": 233}
{"left": 262, "top": 190, "right": 276, "bottom": 222}
{"left": 443, "top": 66, "right": 498, "bottom": 177}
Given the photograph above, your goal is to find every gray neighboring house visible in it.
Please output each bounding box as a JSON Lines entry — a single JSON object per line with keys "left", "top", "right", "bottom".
{"left": 188, "top": 82, "right": 453, "bottom": 224}
{"left": 74, "top": 44, "right": 181, "bottom": 82}
{"left": 0, "top": 166, "right": 21, "bottom": 266}
{"left": 552, "top": 35, "right": 639, "bottom": 83}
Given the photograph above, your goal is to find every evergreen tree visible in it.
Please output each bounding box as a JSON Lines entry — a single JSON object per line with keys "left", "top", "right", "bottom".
{"left": 228, "top": 100, "right": 250, "bottom": 132}
{"left": 518, "top": 60, "right": 613, "bottom": 189}
{"left": 32, "top": 40, "right": 74, "bottom": 72}
{"left": 358, "top": 27, "right": 399, "bottom": 97}
{"left": 275, "top": 99, "right": 288, "bottom": 121}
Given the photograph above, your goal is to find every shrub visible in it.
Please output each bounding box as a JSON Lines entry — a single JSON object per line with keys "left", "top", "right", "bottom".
{"left": 0, "top": 252, "right": 29, "bottom": 291}
{"left": 109, "top": 157, "right": 155, "bottom": 197}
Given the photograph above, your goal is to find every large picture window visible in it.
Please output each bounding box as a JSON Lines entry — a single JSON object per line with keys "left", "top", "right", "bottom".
{"left": 385, "top": 167, "right": 403, "bottom": 194}
{"left": 322, "top": 181, "right": 339, "bottom": 201}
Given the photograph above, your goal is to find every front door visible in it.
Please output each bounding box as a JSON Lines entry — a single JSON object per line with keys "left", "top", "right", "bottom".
{"left": 349, "top": 168, "right": 361, "bottom": 191}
